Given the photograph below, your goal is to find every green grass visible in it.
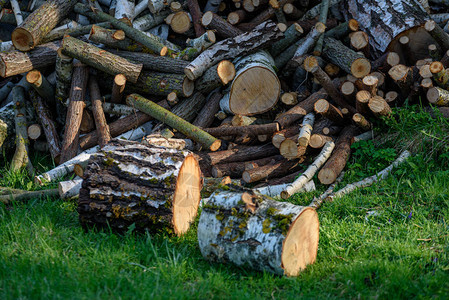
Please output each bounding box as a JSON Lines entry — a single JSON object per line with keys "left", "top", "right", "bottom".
{"left": 1, "top": 105, "right": 449, "bottom": 299}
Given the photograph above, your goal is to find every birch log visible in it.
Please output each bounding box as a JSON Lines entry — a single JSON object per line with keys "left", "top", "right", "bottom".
{"left": 198, "top": 188, "right": 319, "bottom": 276}
{"left": 184, "top": 20, "right": 282, "bottom": 81}
{"left": 281, "top": 141, "right": 335, "bottom": 199}
{"left": 78, "top": 139, "right": 202, "bottom": 235}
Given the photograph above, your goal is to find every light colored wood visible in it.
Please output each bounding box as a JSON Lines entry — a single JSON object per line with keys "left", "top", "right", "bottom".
{"left": 27, "top": 124, "right": 41, "bottom": 140}
{"left": 170, "top": 11, "right": 191, "bottom": 34}
{"left": 298, "top": 112, "right": 314, "bottom": 147}
{"left": 368, "top": 96, "right": 392, "bottom": 117}
{"left": 352, "top": 113, "right": 372, "bottom": 131}
{"left": 111, "top": 74, "right": 127, "bottom": 104}
{"left": 281, "top": 92, "right": 298, "bottom": 105}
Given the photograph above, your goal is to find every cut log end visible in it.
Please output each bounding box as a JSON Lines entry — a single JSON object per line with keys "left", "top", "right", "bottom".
{"left": 114, "top": 74, "right": 127, "bottom": 86}
{"left": 217, "top": 60, "right": 236, "bottom": 85}
{"left": 430, "top": 61, "right": 444, "bottom": 74}
{"left": 172, "top": 154, "right": 202, "bottom": 235}
{"left": 183, "top": 78, "right": 195, "bottom": 97}
{"left": 351, "top": 58, "right": 371, "bottom": 78}
{"left": 317, "top": 168, "right": 336, "bottom": 185}
{"left": 26, "top": 70, "right": 42, "bottom": 85}
{"left": 11, "top": 27, "right": 34, "bottom": 51}
{"left": 348, "top": 19, "right": 359, "bottom": 32}
{"left": 281, "top": 207, "right": 319, "bottom": 276}
{"left": 202, "top": 11, "right": 214, "bottom": 26}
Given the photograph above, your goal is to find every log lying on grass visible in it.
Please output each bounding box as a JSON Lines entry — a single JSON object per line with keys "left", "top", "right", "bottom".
{"left": 78, "top": 139, "right": 202, "bottom": 235}
{"left": 198, "top": 188, "right": 319, "bottom": 276}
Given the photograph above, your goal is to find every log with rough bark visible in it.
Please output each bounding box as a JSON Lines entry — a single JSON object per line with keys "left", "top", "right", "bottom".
{"left": 355, "top": 90, "right": 371, "bottom": 116}
{"left": 371, "top": 52, "right": 400, "bottom": 73}
{"left": 0, "top": 41, "right": 60, "bottom": 78}
{"left": 127, "top": 71, "right": 194, "bottom": 97}
{"left": 280, "top": 92, "right": 298, "bottom": 106}
{"left": 314, "top": 99, "right": 345, "bottom": 124}
{"left": 323, "top": 37, "right": 371, "bottom": 78}
{"left": 340, "top": 81, "right": 356, "bottom": 105}
{"left": 201, "top": 11, "right": 243, "bottom": 38}
{"left": 127, "top": 94, "right": 221, "bottom": 151}
{"left": 198, "top": 188, "right": 319, "bottom": 276}
{"left": 204, "top": 123, "right": 279, "bottom": 137}
{"left": 388, "top": 64, "right": 414, "bottom": 96}
{"left": 425, "top": 19, "right": 449, "bottom": 52}
{"left": 220, "top": 51, "right": 280, "bottom": 116}
{"left": 55, "top": 48, "right": 73, "bottom": 122}
{"left": 184, "top": 20, "right": 282, "bottom": 80}
{"left": 30, "top": 90, "right": 61, "bottom": 163}
{"left": 272, "top": 126, "right": 298, "bottom": 148}
{"left": 318, "top": 125, "right": 359, "bottom": 184}
{"left": 242, "top": 158, "right": 302, "bottom": 183}
{"left": 345, "top": 0, "right": 430, "bottom": 59}
{"left": 89, "top": 77, "right": 111, "bottom": 148}
{"left": 60, "top": 63, "right": 89, "bottom": 163}
{"left": 281, "top": 141, "right": 335, "bottom": 199}
{"left": 187, "top": 0, "right": 205, "bottom": 36}
{"left": 430, "top": 61, "right": 449, "bottom": 88}
{"left": 192, "top": 90, "right": 222, "bottom": 128}
{"left": 78, "top": 139, "right": 202, "bottom": 235}
{"left": 26, "top": 70, "right": 55, "bottom": 104}
{"left": 352, "top": 113, "right": 372, "bottom": 131}
{"left": 111, "top": 74, "right": 126, "bottom": 104}
{"left": 62, "top": 36, "right": 143, "bottom": 83}
{"left": 309, "top": 133, "right": 333, "bottom": 149}
{"left": 195, "top": 60, "right": 235, "bottom": 94}
{"left": 109, "top": 50, "right": 188, "bottom": 74}
{"left": 11, "top": 0, "right": 77, "bottom": 51}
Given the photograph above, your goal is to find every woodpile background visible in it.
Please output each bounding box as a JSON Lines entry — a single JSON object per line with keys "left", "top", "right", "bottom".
{"left": 0, "top": 0, "right": 448, "bottom": 276}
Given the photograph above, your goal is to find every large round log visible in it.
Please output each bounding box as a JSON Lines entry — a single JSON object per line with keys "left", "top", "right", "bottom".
{"left": 198, "top": 189, "right": 319, "bottom": 276}
{"left": 221, "top": 51, "right": 280, "bottom": 116}
{"left": 78, "top": 139, "right": 202, "bottom": 235}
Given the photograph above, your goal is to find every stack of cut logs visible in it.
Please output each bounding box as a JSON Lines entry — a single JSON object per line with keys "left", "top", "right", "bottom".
{"left": 0, "top": 0, "right": 448, "bottom": 276}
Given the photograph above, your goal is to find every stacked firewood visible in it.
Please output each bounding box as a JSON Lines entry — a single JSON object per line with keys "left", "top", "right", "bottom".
{"left": 1, "top": 0, "right": 449, "bottom": 276}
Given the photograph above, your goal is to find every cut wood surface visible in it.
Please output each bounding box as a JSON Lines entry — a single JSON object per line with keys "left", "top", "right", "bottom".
{"left": 198, "top": 188, "right": 319, "bottom": 276}
{"left": 78, "top": 139, "right": 202, "bottom": 235}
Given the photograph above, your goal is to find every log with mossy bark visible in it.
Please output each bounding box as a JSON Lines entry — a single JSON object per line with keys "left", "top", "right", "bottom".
{"left": 323, "top": 37, "right": 371, "bottom": 78}
{"left": 55, "top": 48, "right": 73, "bottom": 107}
{"left": 79, "top": 100, "right": 170, "bottom": 150}
{"left": 220, "top": 51, "right": 280, "bottom": 116}
{"left": 427, "top": 86, "right": 449, "bottom": 106}
{"left": 11, "top": 0, "right": 77, "bottom": 51}
{"left": 345, "top": 0, "right": 430, "bottom": 58}
{"left": 60, "top": 62, "right": 89, "bottom": 163}
{"left": 127, "top": 94, "right": 221, "bottom": 151}
{"left": 184, "top": 20, "right": 282, "bottom": 80}
{"left": 78, "top": 139, "right": 202, "bottom": 235}
{"left": 127, "top": 71, "right": 194, "bottom": 97}
{"left": 10, "top": 86, "right": 34, "bottom": 174}
{"left": 198, "top": 188, "right": 319, "bottom": 276}
{"left": 0, "top": 41, "right": 60, "bottom": 78}
{"left": 318, "top": 125, "right": 359, "bottom": 184}
{"left": 61, "top": 36, "right": 143, "bottom": 83}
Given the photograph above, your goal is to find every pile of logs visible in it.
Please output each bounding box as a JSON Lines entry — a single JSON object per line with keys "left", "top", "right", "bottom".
{"left": 0, "top": 0, "right": 448, "bottom": 276}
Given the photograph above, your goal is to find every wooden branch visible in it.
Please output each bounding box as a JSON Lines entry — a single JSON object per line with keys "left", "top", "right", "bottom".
{"left": 187, "top": 0, "right": 205, "bottom": 37}
{"left": 184, "top": 20, "right": 282, "bottom": 80}
{"left": 368, "top": 96, "right": 392, "bottom": 117}
{"left": 352, "top": 113, "right": 372, "bottom": 131}
{"left": 427, "top": 86, "right": 449, "bottom": 106}
{"left": 133, "top": 10, "right": 169, "bottom": 31}
{"left": 0, "top": 189, "right": 59, "bottom": 204}
{"left": 307, "top": 170, "right": 344, "bottom": 209}
{"left": 195, "top": 60, "right": 235, "bottom": 94}
{"left": 425, "top": 20, "right": 449, "bottom": 51}
{"left": 314, "top": 99, "right": 345, "bottom": 124}
{"left": 30, "top": 90, "right": 61, "bottom": 163}
{"left": 60, "top": 62, "right": 89, "bottom": 163}
{"left": 270, "top": 23, "right": 303, "bottom": 58}
{"left": 130, "top": 71, "right": 194, "bottom": 97}
{"left": 89, "top": 77, "right": 111, "bottom": 148}
{"left": 318, "top": 125, "right": 359, "bottom": 184}
{"left": 312, "top": 0, "right": 330, "bottom": 56}
{"left": 62, "top": 36, "right": 143, "bottom": 83}
{"left": 281, "top": 141, "right": 335, "bottom": 199}
{"left": 330, "top": 150, "right": 411, "bottom": 200}
{"left": 204, "top": 123, "right": 279, "bottom": 137}
{"left": 59, "top": 177, "right": 83, "bottom": 199}
{"left": 127, "top": 93, "right": 221, "bottom": 151}
{"left": 11, "top": 0, "right": 77, "bottom": 51}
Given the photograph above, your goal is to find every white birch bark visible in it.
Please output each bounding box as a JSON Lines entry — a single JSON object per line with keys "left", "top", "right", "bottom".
{"left": 297, "top": 113, "right": 315, "bottom": 147}
{"left": 148, "top": 0, "right": 173, "bottom": 14}
{"left": 133, "top": 11, "right": 169, "bottom": 31}
{"left": 281, "top": 141, "right": 335, "bottom": 199}
{"left": 134, "top": 0, "right": 149, "bottom": 17}
{"left": 59, "top": 177, "right": 83, "bottom": 199}
{"left": 10, "top": 0, "right": 23, "bottom": 25}
{"left": 115, "top": 0, "right": 135, "bottom": 22}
